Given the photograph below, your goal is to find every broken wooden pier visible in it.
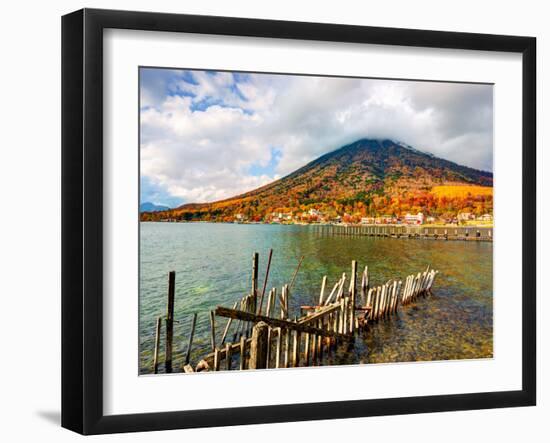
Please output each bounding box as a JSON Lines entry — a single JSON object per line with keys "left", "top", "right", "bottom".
{"left": 150, "top": 252, "right": 439, "bottom": 374}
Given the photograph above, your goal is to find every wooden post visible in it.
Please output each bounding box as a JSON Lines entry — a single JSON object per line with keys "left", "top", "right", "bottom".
{"left": 266, "top": 289, "right": 273, "bottom": 317}
{"left": 350, "top": 260, "right": 357, "bottom": 333}
{"left": 304, "top": 332, "right": 311, "bottom": 366}
{"left": 249, "top": 321, "right": 269, "bottom": 370}
{"left": 165, "top": 271, "right": 175, "bottom": 373}
{"left": 209, "top": 310, "right": 216, "bottom": 352}
{"left": 257, "top": 249, "right": 273, "bottom": 314}
{"left": 337, "top": 273, "right": 346, "bottom": 300}
{"left": 374, "top": 287, "right": 380, "bottom": 320}
{"left": 266, "top": 327, "right": 272, "bottom": 368}
{"left": 366, "top": 288, "right": 373, "bottom": 314}
{"left": 221, "top": 302, "right": 238, "bottom": 345}
{"left": 360, "top": 266, "right": 367, "bottom": 305}
{"left": 185, "top": 313, "right": 197, "bottom": 365}
{"left": 396, "top": 281, "right": 402, "bottom": 312}
{"left": 289, "top": 255, "right": 304, "bottom": 290}
{"left": 311, "top": 334, "right": 317, "bottom": 365}
{"left": 285, "top": 285, "right": 290, "bottom": 319}
{"left": 339, "top": 298, "right": 345, "bottom": 334}
{"left": 343, "top": 297, "right": 348, "bottom": 334}
{"left": 324, "top": 280, "right": 340, "bottom": 306}
{"left": 319, "top": 276, "right": 327, "bottom": 305}
{"left": 246, "top": 295, "right": 253, "bottom": 337}
{"left": 317, "top": 324, "right": 324, "bottom": 363}
{"left": 239, "top": 336, "right": 246, "bottom": 370}
{"left": 252, "top": 252, "right": 259, "bottom": 310}
{"left": 292, "top": 330, "right": 301, "bottom": 367}
{"left": 225, "top": 343, "right": 232, "bottom": 371}
{"left": 275, "top": 328, "right": 282, "bottom": 369}
{"left": 382, "top": 284, "right": 388, "bottom": 318}
{"left": 284, "top": 330, "right": 291, "bottom": 368}
{"left": 280, "top": 285, "right": 287, "bottom": 319}
{"left": 271, "top": 287, "right": 277, "bottom": 315}
{"left": 213, "top": 348, "right": 221, "bottom": 371}
{"left": 153, "top": 316, "right": 162, "bottom": 374}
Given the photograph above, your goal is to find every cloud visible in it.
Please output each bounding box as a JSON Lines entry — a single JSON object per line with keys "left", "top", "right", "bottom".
{"left": 140, "top": 68, "right": 493, "bottom": 206}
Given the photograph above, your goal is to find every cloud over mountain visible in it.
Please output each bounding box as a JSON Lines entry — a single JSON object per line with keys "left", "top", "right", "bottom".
{"left": 140, "top": 68, "right": 493, "bottom": 206}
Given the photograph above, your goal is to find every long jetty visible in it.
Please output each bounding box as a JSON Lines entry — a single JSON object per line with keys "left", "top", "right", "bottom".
{"left": 150, "top": 253, "right": 439, "bottom": 374}
{"left": 313, "top": 224, "right": 492, "bottom": 241}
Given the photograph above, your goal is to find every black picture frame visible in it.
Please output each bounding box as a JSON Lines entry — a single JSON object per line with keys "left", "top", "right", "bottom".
{"left": 62, "top": 8, "right": 536, "bottom": 435}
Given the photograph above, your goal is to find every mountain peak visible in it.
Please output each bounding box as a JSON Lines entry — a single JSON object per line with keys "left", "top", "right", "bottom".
{"left": 140, "top": 202, "right": 171, "bottom": 213}
{"left": 141, "top": 138, "right": 493, "bottom": 222}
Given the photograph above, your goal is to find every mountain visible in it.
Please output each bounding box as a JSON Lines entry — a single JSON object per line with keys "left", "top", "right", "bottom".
{"left": 140, "top": 202, "right": 171, "bottom": 213}
{"left": 140, "top": 139, "right": 493, "bottom": 222}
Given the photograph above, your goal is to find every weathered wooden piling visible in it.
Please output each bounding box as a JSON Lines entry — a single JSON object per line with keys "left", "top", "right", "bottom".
{"left": 239, "top": 336, "right": 247, "bottom": 370}
{"left": 153, "top": 316, "right": 162, "bottom": 374}
{"left": 289, "top": 255, "right": 304, "bottom": 290}
{"left": 225, "top": 342, "right": 232, "bottom": 370}
{"left": 257, "top": 248, "right": 273, "bottom": 315}
{"left": 274, "top": 327, "right": 282, "bottom": 368}
{"left": 221, "top": 302, "right": 237, "bottom": 345}
{"left": 252, "top": 252, "right": 259, "bottom": 299}
{"left": 209, "top": 310, "right": 216, "bottom": 352}
{"left": 213, "top": 347, "right": 221, "bottom": 371}
{"left": 319, "top": 276, "right": 327, "bottom": 305}
{"left": 165, "top": 271, "right": 175, "bottom": 373}
{"left": 249, "top": 321, "right": 269, "bottom": 369}
{"left": 185, "top": 312, "right": 197, "bottom": 365}
{"left": 292, "top": 330, "right": 301, "bottom": 367}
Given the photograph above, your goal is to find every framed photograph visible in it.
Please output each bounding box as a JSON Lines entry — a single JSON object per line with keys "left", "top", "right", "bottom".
{"left": 62, "top": 8, "right": 536, "bottom": 435}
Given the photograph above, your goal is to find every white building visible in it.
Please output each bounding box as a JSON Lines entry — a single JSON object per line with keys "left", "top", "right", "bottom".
{"left": 404, "top": 212, "right": 424, "bottom": 225}
{"left": 308, "top": 208, "right": 321, "bottom": 217}
{"left": 458, "top": 212, "right": 474, "bottom": 222}
{"left": 479, "top": 213, "right": 493, "bottom": 222}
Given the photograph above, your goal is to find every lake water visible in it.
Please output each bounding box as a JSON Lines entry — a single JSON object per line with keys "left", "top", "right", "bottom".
{"left": 140, "top": 222, "right": 493, "bottom": 374}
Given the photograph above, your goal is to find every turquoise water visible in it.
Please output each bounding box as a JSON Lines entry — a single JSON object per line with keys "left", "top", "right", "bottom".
{"left": 139, "top": 222, "right": 493, "bottom": 374}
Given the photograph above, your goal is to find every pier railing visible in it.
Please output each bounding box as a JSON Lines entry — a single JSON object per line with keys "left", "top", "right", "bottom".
{"left": 314, "top": 224, "right": 492, "bottom": 241}
{"left": 149, "top": 253, "right": 439, "bottom": 374}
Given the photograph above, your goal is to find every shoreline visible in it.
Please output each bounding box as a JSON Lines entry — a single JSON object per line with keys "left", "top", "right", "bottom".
{"left": 140, "top": 220, "right": 494, "bottom": 241}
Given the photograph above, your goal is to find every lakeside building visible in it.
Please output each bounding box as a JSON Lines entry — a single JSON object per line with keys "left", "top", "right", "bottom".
{"left": 269, "top": 212, "right": 293, "bottom": 223}
{"left": 308, "top": 208, "right": 322, "bottom": 217}
{"left": 457, "top": 212, "right": 476, "bottom": 222}
{"left": 404, "top": 212, "right": 424, "bottom": 225}
{"left": 361, "top": 217, "right": 375, "bottom": 225}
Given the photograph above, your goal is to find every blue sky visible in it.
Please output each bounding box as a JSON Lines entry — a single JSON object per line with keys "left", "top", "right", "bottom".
{"left": 140, "top": 68, "right": 493, "bottom": 208}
